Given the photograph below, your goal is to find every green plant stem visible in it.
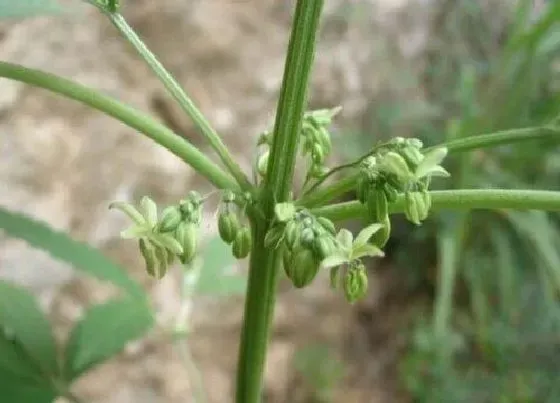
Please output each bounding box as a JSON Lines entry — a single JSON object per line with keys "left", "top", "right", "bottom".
{"left": 235, "top": 1, "right": 324, "bottom": 402}
{"left": 425, "top": 124, "right": 560, "bottom": 154}
{"left": 311, "top": 189, "right": 560, "bottom": 222}
{"left": 0, "top": 62, "right": 238, "bottom": 191}
{"left": 300, "top": 124, "right": 560, "bottom": 208}
{"left": 106, "top": 13, "right": 253, "bottom": 192}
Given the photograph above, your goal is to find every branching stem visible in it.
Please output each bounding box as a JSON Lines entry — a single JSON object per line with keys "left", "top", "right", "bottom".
{"left": 311, "top": 189, "right": 560, "bottom": 222}
{"left": 0, "top": 62, "right": 238, "bottom": 191}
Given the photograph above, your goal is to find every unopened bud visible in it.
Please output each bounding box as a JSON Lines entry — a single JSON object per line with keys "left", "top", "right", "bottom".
{"left": 232, "top": 226, "right": 252, "bottom": 259}
{"left": 158, "top": 206, "right": 182, "bottom": 233}
{"left": 218, "top": 211, "right": 239, "bottom": 244}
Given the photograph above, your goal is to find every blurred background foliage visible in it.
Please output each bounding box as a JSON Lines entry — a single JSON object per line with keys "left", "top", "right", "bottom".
{"left": 335, "top": 0, "right": 560, "bottom": 401}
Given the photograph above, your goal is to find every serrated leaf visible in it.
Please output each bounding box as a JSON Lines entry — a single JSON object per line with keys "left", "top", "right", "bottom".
{"left": 64, "top": 297, "right": 154, "bottom": 380}
{"left": 0, "top": 206, "right": 143, "bottom": 298}
{"left": 0, "top": 281, "right": 58, "bottom": 376}
{"left": 354, "top": 223, "right": 384, "bottom": 249}
{"left": 0, "top": 371, "right": 56, "bottom": 403}
{"left": 0, "top": 0, "right": 62, "bottom": 19}
{"left": 195, "top": 237, "right": 246, "bottom": 296}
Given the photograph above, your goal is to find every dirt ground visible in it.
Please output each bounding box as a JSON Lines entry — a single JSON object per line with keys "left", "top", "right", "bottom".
{"left": 0, "top": 0, "right": 485, "bottom": 402}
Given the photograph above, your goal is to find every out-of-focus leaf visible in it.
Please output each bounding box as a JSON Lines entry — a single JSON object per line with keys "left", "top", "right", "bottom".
{"left": 194, "top": 237, "right": 246, "bottom": 296}
{"left": 0, "top": 206, "right": 144, "bottom": 298}
{"left": 0, "top": 281, "right": 58, "bottom": 376}
{"left": 64, "top": 297, "right": 154, "bottom": 380}
{"left": 0, "top": 0, "right": 62, "bottom": 19}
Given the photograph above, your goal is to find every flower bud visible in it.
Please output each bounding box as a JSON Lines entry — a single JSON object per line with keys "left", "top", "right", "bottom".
{"left": 311, "top": 143, "right": 325, "bottom": 165}
{"left": 289, "top": 247, "right": 320, "bottom": 288}
{"left": 139, "top": 239, "right": 157, "bottom": 277}
{"left": 257, "top": 150, "right": 269, "bottom": 177}
{"left": 381, "top": 151, "right": 412, "bottom": 180}
{"left": 176, "top": 222, "right": 198, "bottom": 264}
{"left": 400, "top": 146, "right": 424, "bottom": 168}
{"left": 316, "top": 127, "right": 332, "bottom": 154}
{"left": 404, "top": 191, "right": 421, "bottom": 225}
{"left": 232, "top": 226, "right": 252, "bottom": 259}
{"left": 367, "top": 189, "right": 388, "bottom": 223}
{"left": 313, "top": 235, "right": 336, "bottom": 260}
{"left": 218, "top": 211, "right": 239, "bottom": 244}
{"left": 317, "top": 216, "right": 336, "bottom": 235}
{"left": 343, "top": 263, "right": 368, "bottom": 304}
{"left": 154, "top": 246, "right": 170, "bottom": 279}
{"left": 284, "top": 220, "right": 300, "bottom": 251}
{"left": 300, "top": 227, "right": 315, "bottom": 246}
{"left": 158, "top": 206, "right": 182, "bottom": 233}
{"left": 382, "top": 184, "right": 399, "bottom": 203}
{"left": 329, "top": 265, "right": 341, "bottom": 290}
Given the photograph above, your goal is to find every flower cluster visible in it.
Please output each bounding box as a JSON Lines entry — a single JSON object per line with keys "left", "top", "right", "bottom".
{"left": 109, "top": 191, "right": 204, "bottom": 279}
{"left": 254, "top": 107, "right": 340, "bottom": 183}
{"left": 356, "top": 138, "right": 449, "bottom": 240}
{"left": 265, "top": 204, "right": 338, "bottom": 288}
{"left": 217, "top": 191, "right": 252, "bottom": 259}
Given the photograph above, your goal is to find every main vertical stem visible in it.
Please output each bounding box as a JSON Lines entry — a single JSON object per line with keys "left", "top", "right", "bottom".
{"left": 235, "top": 1, "right": 324, "bottom": 402}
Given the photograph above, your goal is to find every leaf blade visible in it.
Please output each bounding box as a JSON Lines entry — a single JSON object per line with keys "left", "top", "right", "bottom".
{"left": 0, "top": 0, "right": 63, "bottom": 19}
{"left": 0, "top": 281, "right": 58, "bottom": 376}
{"left": 0, "top": 206, "right": 143, "bottom": 298}
{"left": 64, "top": 297, "right": 154, "bottom": 380}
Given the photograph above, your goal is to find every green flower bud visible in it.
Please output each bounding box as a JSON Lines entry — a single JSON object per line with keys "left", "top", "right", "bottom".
{"left": 317, "top": 216, "right": 336, "bottom": 235}
{"left": 343, "top": 263, "right": 368, "bottom": 304}
{"left": 382, "top": 184, "right": 399, "bottom": 203}
{"left": 367, "top": 189, "right": 388, "bottom": 223}
{"left": 313, "top": 235, "right": 336, "bottom": 260}
{"left": 257, "top": 150, "right": 269, "bottom": 177}
{"left": 176, "top": 222, "right": 198, "bottom": 264}
{"left": 419, "top": 190, "right": 431, "bottom": 221}
{"left": 400, "top": 146, "right": 424, "bottom": 168}
{"left": 289, "top": 248, "right": 320, "bottom": 288}
{"left": 139, "top": 239, "right": 157, "bottom": 277}
{"left": 154, "top": 246, "right": 170, "bottom": 280}
{"left": 283, "top": 248, "right": 294, "bottom": 279}
{"left": 311, "top": 143, "right": 325, "bottom": 165}
{"left": 300, "top": 227, "right": 315, "bottom": 246}
{"left": 404, "top": 191, "right": 421, "bottom": 225}
{"left": 381, "top": 151, "right": 412, "bottom": 179}
{"left": 232, "top": 226, "right": 252, "bottom": 259}
{"left": 218, "top": 211, "right": 239, "bottom": 244}
{"left": 284, "top": 220, "right": 300, "bottom": 251}
{"left": 158, "top": 206, "right": 182, "bottom": 233}
{"left": 316, "top": 126, "right": 332, "bottom": 154}
{"left": 329, "top": 265, "right": 341, "bottom": 290}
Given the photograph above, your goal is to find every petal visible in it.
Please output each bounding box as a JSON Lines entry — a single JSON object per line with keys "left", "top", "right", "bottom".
{"left": 354, "top": 223, "right": 384, "bottom": 249}
{"left": 109, "top": 201, "right": 146, "bottom": 226}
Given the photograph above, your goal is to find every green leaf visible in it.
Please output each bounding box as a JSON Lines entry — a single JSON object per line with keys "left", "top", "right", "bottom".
{"left": 0, "top": 0, "right": 62, "bottom": 19}
{"left": 0, "top": 281, "right": 58, "bottom": 376}
{"left": 0, "top": 206, "right": 144, "bottom": 298}
{"left": 0, "top": 333, "right": 58, "bottom": 402}
{"left": 194, "top": 237, "right": 246, "bottom": 296}
{"left": 64, "top": 297, "right": 154, "bottom": 380}
{"left": 0, "top": 373, "right": 56, "bottom": 403}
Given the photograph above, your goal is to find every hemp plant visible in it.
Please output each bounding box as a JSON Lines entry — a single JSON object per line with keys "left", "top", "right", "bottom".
{"left": 2, "top": 0, "right": 560, "bottom": 402}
